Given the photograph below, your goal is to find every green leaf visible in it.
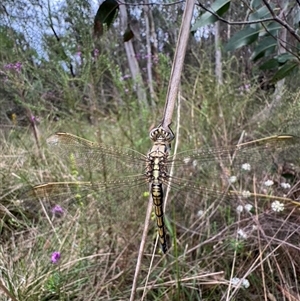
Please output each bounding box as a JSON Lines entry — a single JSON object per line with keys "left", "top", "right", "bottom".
{"left": 271, "top": 60, "right": 299, "bottom": 82}
{"left": 276, "top": 53, "right": 296, "bottom": 64}
{"left": 94, "top": 0, "right": 119, "bottom": 37}
{"left": 259, "top": 58, "right": 279, "bottom": 70}
{"left": 250, "top": 0, "right": 262, "bottom": 10}
{"left": 251, "top": 36, "right": 277, "bottom": 61}
{"left": 262, "top": 21, "right": 282, "bottom": 36}
{"left": 249, "top": 4, "right": 275, "bottom": 21}
{"left": 191, "top": 0, "right": 230, "bottom": 30}
{"left": 123, "top": 27, "right": 134, "bottom": 42}
{"left": 258, "top": 21, "right": 282, "bottom": 38}
{"left": 225, "top": 27, "right": 259, "bottom": 52}
{"left": 259, "top": 53, "right": 298, "bottom": 70}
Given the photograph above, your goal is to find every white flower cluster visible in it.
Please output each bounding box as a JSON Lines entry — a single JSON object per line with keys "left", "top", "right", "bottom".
{"left": 242, "top": 190, "right": 251, "bottom": 198}
{"left": 236, "top": 203, "right": 253, "bottom": 214}
{"left": 229, "top": 175, "right": 237, "bottom": 183}
{"left": 197, "top": 210, "right": 204, "bottom": 217}
{"left": 236, "top": 225, "right": 258, "bottom": 240}
{"left": 230, "top": 277, "right": 250, "bottom": 288}
{"left": 237, "top": 229, "right": 248, "bottom": 239}
{"left": 280, "top": 182, "right": 291, "bottom": 189}
{"left": 183, "top": 157, "right": 191, "bottom": 164}
{"left": 264, "top": 179, "right": 274, "bottom": 187}
{"left": 271, "top": 200, "right": 284, "bottom": 212}
{"left": 241, "top": 163, "right": 251, "bottom": 171}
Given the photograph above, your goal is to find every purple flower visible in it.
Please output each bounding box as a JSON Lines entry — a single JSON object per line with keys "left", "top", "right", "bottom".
{"left": 244, "top": 83, "right": 251, "bottom": 91}
{"left": 93, "top": 48, "right": 99, "bottom": 58}
{"left": 4, "top": 62, "right": 22, "bottom": 73}
{"left": 51, "top": 205, "right": 64, "bottom": 217}
{"left": 51, "top": 251, "right": 61, "bottom": 264}
{"left": 4, "top": 63, "right": 13, "bottom": 70}
{"left": 14, "top": 62, "right": 22, "bottom": 72}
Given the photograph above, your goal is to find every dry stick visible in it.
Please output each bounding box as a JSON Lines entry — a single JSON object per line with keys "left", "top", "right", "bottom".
{"left": 141, "top": 195, "right": 158, "bottom": 301}
{"left": 161, "top": 0, "right": 195, "bottom": 130}
{"left": 129, "top": 192, "right": 153, "bottom": 301}
{"left": 164, "top": 91, "right": 181, "bottom": 221}
{"left": 129, "top": 2, "right": 195, "bottom": 301}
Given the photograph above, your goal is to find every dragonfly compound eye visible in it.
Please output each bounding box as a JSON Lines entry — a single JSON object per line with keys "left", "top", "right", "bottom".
{"left": 149, "top": 126, "right": 174, "bottom": 142}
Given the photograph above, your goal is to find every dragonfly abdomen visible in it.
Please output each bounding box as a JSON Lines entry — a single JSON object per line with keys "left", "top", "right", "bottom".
{"left": 146, "top": 126, "right": 173, "bottom": 253}
{"left": 151, "top": 182, "right": 167, "bottom": 253}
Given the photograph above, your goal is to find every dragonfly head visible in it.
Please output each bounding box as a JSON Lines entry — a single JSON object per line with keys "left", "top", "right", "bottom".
{"left": 149, "top": 125, "right": 174, "bottom": 144}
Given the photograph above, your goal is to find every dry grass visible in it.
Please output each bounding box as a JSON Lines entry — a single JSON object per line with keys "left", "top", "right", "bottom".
{"left": 1, "top": 66, "right": 300, "bottom": 300}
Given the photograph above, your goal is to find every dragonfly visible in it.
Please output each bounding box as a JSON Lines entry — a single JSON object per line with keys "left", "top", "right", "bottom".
{"left": 22, "top": 125, "right": 300, "bottom": 253}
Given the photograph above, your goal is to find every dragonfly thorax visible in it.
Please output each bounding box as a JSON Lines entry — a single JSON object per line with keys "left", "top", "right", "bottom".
{"left": 149, "top": 142, "right": 170, "bottom": 157}
{"left": 146, "top": 143, "right": 169, "bottom": 184}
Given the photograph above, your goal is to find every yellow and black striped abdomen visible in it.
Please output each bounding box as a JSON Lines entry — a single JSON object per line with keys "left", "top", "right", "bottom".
{"left": 151, "top": 183, "right": 167, "bottom": 253}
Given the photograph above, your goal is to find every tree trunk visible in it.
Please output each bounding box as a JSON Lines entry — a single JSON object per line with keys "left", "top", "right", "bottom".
{"left": 119, "top": 3, "right": 147, "bottom": 106}
{"left": 271, "top": 21, "right": 287, "bottom": 106}
{"left": 214, "top": 21, "right": 222, "bottom": 85}
{"left": 144, "top": 0, "right": 158, "bottom": 106}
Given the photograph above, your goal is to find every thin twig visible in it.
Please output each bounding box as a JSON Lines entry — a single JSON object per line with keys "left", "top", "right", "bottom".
{"left": 162, "top": 0, "right": 195, "bottom": 129}
{"left": 141, "top": 228, "right": 158, "bottom": 301}
{"left": 164, "top": 90, "right": 181, "bottom": 212}
{"left": 129, "top": 192, "right": 153, "bottom": 301}
{"left": 118, "top": 1, "right": 184, "bottom": 7}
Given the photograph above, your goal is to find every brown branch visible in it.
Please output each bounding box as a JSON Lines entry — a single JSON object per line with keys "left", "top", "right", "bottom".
{"left": 261, "top": 0, "right": 300, "bottom": 43}
{"left": 162, "top": 0, "right": 195, "bottom": 129}
{"left": 118, "top": 0, "right": 184, "bottom": 7}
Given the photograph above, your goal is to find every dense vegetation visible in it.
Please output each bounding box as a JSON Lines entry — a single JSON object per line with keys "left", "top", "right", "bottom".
{"left": 1, "top": 1, "right": 300, "bottom": 300}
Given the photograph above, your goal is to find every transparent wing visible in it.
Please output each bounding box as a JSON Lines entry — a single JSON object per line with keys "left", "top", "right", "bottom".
{"left": 46, "top": 132, "right": 147, "bottom": 181}
{"left": 20, "top": 177, "right": 152, "bottom": 251}
{"left": 169, "top": 134, "right": 300, "bottom": 178}
{"left": 163, "top": 135, "right": 300, "bottom": 243}
{"left": 47, "top": 132, "right": 300, "bottom": 183}
{"left": 19, "top": 133, "right": 300, "bottom": 251}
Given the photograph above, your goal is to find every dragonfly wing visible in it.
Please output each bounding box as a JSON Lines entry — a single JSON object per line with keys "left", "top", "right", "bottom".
{"left": 47, "top": 132, "right": 147, "bottom": 179}
{"left": 18, "top": 176, "right": 156, "bottom": 251}
{"left": 169, "top": 135, "right": 300, "bottom": 193}
{"left": 164, "top": 135, "right": 300, "bottom": 246}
